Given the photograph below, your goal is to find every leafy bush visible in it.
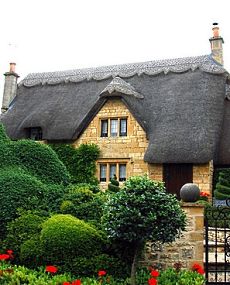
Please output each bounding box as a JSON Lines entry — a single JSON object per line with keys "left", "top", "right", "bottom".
{"left": 40, "top": 214, "right": 105, "bottom": 266}
{"left": 12, "top": 140, "right": 70, "bottom": 185}
{"left": 102, "top": 175, "right": 187, "bottom": 285}
{"left": 0, "top": 168, "right": 47, "bottom": 237}
{"left": 0, "top": 123, "right": 10, "bottom": 142}
{"left": 50, "top": 143, "right": 100, "bottom": 184}
{"left": 4, "top": 211, "right": 46, "bottom": 255}
{"left": 60, "top": 185, "right": 106, "bottom": 224}
{"left": 65, "top": 253, "right": 130, "bottom": 278}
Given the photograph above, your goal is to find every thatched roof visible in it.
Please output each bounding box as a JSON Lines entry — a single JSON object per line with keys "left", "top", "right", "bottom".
{"left": 1, "top": 54, "right": 230, "bottom": 164}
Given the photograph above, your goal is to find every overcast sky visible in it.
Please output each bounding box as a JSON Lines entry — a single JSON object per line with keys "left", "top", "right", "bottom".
{"left": 0, "top": 0, "right": 230, "bottom": 104}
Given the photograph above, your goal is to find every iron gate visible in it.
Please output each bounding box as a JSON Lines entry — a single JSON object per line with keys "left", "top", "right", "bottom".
{"left": 204, "top": 199, "right": 230, "bottom": 284}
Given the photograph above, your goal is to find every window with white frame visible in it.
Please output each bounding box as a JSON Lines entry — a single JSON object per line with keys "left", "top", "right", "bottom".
{"left": 100, "top": 118, "right": 127, "bottom": 138}
{"left": 99, "top": 162, "right": 127, "bottom": 182}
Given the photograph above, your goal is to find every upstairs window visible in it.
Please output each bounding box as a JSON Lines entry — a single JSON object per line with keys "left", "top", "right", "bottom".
{"left": 101, "top": 120, "right": 108, "bottom": 137}
{"left": 120, "top": 119, "right": 127, "bottom": 136}
{"left": 100, "top": 118, "right": 127, "bottom": 138}
{"left": 29, "top": 127, "right": 43, "bottom": 141}
{"left": 110, "top": 119, "right": 118, "bottom": 137}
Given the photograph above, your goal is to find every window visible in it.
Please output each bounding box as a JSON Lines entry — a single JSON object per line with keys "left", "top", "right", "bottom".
{"left": 29, "top": 127, "right": 42, "bottom": 140}
{"left": 119, "top": 164, "right": 126, "bottom": 181}
{"left": 110, "top": 164, "right": 117, "bottom": 179}
{"left": 100, "top": 164, "right": 107, "bottom": 182}
{"left": 99, "top": 162, "right": 127, "bottom": 182}
{"left": 120, "top": 119, "right": 127, "bottom": 136}
{"left": 101, "top": 120, "right": 108, "bottom": 137}
{"left": 100, "top": 118, "right": 127, "bottom": 137}
{"left": 110, "top": 119, "right": 118, "bottom": 137}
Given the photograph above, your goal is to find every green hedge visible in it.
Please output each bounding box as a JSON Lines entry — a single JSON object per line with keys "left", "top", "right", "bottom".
{"left": 60, "top": 185, "right": 105, "bottom": 224}
{"left": 214, "top": 169, "right": 230, "bottom": 200}
{"left": 12, "top": 140, "right": 70, "bottom": 185}
{"left": 4, "top": 211, "right": 47, "bottom": 262}
{"left": 40, "top": 214, "right": 105, "bottom": 264}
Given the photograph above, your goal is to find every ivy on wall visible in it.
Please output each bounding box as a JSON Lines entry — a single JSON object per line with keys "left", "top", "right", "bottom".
{"left": 50, "top": 143, "right": 100, "bottom": 185}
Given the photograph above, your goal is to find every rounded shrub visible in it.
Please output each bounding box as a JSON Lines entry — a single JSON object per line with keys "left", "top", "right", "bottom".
{"left": 12, "top": 140, "right": 70, "bottom": 185}
{"left": 20, "top": 235, "right": 45, "bottom": 268}
{"left": 0, "top": 167, "right": 47, "bottom": 237}
{"left": 60, "top": 185, "right": 105, "bottom": 223}
{"left": 4, "top": 211, "right": 47, "bottom": 259}
{"left": 40, "top": 214, "right": 105, "bottom": 265}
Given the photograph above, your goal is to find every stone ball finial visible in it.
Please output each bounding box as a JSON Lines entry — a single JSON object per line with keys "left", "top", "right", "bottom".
{"left": 180, "top": 183, "right": 200, "bottom": 202}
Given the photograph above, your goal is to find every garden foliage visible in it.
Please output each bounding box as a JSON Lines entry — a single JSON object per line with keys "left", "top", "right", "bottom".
{"left": 214, "top": 168, "right": 230, "bottom": 200}
{"left": 102, "top": 175, "right": 187, "bottom": 285}
{"left": 50, "top": 143, "right": 100, "bottom": 184}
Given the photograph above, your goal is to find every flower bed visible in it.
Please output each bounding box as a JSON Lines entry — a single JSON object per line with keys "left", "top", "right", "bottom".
{"left": 0, "top": 250, "right": 206, "bottom": 285}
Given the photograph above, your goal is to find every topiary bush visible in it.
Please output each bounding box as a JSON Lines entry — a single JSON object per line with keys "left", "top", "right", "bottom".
{"left": 102, "top": 175, "right": 187, "bottom": 285}
{"left": 214, "top": 169, "right": 230, "bottom": 200}
{"left": 50, "top": 143, "right": 100, "bottom": 184}
{"left": 0, "top": 167, "right": 47, "bottom": 238}
{"left": 108, "top": 174, "right": 120, "bottom": 193}
{"left": 4, "top": 210, "right": 48, "bottom": 261}
{"left": 12, "top": 140, "right": 70, "bottom": 185}
{"left": 40, "top": 214, "right": 105, "bottom": 267}
{"left": 60, "top": 185, "right": 105, "bottom": 224}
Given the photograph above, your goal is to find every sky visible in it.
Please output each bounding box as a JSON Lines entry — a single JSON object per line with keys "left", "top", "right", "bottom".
{"left": 0, "top": 0, "right": 230, "bottom": 105}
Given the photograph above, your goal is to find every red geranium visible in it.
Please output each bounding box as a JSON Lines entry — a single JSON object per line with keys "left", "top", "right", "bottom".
{"left": 45, "top": 265, "right": 58, "bottom": 274}
{"left": 98, "top": 270, "right": 106, "bottom": 276}
{"left": 192, "top": 263, "right": 205, "bottom": 274}
{"left": 148, "top": 278, "right": 158, "bottom": 285}
{"left": 0, "top": 254, "right": 10, "bottom": 261}
{"left": 62, "top": 282, "right": 71, "bottom": 285}
{"left": 72, "top": 280, "right": 81, "bottom": 285}
{"left": 150, "top": 270, "right": 159, "bottom": 277}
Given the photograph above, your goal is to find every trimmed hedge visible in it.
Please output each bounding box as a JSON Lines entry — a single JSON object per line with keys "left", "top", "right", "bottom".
{"left": 12, "top": 140, "right": 70, "bottom": 185}
{"left": 4, "top": 211, "right": 47, "bottom": 261}
{"left": 0, "top": 168, "right": 47, "bottom": 236}
{"left": 214, "top": 169, "right": 230, "bottom": 200}
{"left": 40, "top": 214, "right": 105, "bottom": 264}
{"left": 60, "top": 185, "right": 105, "bottom": 224}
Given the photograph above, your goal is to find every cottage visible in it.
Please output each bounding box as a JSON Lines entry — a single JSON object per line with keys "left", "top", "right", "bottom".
{"left": 1, "top": 24, "right": 230, "bottom": 197}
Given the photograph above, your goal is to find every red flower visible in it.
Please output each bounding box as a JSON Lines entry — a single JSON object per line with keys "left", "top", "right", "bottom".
{"left": 150, "top": 270, "right": 159, "bottom": 277}
{"left": 72, "top": 280, "right": 81, "bottom": 285}
{"left": 148, "top": 278, "right": 158, "bottom": 285}
{"left": 6, "top": 250, "right": 13, "bottom": 255}
{"left": 45, "top": 265, "right": 58, "bottom": 274}
{"left": 62, "top": 282, "right": 71, "bottom": 285}
{"left": 98, "top": 270, "right": 106, "bottom": 276}
{"left": 0, "top": 254, "right": 10, "bottom": 261}
{"left": 192, "top": 263, "right": 205, "bottom": 274}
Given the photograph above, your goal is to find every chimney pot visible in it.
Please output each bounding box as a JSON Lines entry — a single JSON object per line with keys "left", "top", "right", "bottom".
{"left": 9, "top": 62, "right": 16, "bottom": 73}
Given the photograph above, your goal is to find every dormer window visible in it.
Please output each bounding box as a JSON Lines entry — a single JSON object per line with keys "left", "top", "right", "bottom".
{"left": 29, "top": 127, "right": 43, "bottom": 140}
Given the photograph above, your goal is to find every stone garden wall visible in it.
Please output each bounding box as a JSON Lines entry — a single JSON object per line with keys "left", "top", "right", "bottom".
{"left": 141, "top": 203, "right": 204, "bottom": 269}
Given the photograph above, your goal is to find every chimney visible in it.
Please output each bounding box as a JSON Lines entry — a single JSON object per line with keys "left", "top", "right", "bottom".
{"left": 209, "top": 23, "right": 224, "bottom": 65}
{"left": 1, "top": 63, "right": 19, "bottom": 113}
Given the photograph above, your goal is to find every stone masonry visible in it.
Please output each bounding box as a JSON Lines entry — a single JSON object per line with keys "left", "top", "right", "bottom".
{"left": 74, "top": 98, "right": 149, "bottom": 187}
{"left": 142, "top": 203, "right": 204, "bottom": 270}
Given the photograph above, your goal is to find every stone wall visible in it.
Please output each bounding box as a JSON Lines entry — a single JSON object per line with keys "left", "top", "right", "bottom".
{"left": 74, "top": 98, "right": 149, "bottom": 187}
{"left": 193, "top": 161, "right": 213, "bottom": 196}
{"left": 142, "top": 203, "right": 204, "bottom": 270}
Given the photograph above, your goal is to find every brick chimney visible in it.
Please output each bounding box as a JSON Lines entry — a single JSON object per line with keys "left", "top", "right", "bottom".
{"left": 209, "top": 23, "right": 224, "bottom": 65}
{"left": 1, "top": 63, "right": 19, "bottom": 113}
